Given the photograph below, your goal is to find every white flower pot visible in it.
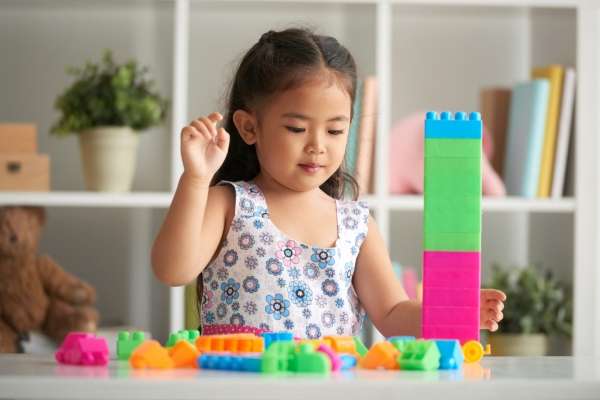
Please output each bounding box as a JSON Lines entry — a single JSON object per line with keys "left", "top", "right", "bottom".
{"left": 78, "top": 127, "right": 139, "bottom": 192}
{"left": 488, "top": 333, "right": 549, "bottom": 356}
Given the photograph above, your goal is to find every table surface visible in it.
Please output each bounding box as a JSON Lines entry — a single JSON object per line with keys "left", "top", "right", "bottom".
{"left": 1, "top": 355, "right": 599, "bottom": 400}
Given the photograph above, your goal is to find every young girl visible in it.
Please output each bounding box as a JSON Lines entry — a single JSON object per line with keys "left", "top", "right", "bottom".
{"left": 152, "top": 28, "right": 505, "bottom": 339}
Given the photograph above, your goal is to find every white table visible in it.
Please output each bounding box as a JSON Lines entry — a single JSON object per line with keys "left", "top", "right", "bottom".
{"left": 0, "top": 355, "right": 599, "bottom": 399}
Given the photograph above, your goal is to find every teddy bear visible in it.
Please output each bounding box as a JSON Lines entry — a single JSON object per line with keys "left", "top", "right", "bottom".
{"left": 0, "top": 206, "right": 99, "bottom": 353}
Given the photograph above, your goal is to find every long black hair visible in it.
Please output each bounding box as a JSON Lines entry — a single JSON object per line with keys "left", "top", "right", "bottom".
{"left": 197, "top": 28, "right": 360, "bottom": 331}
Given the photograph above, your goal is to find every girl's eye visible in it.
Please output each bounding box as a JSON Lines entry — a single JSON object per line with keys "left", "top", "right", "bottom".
{"left": 285, "top": 126, "right": 305, "bottom": 133}
{"left": 329, "top": 130, "right": 345, "bottom": 135}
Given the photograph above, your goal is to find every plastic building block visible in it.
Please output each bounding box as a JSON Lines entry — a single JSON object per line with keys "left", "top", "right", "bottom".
{"left": 397, "top": 340, "right": 440, "bottom": 371}
{"left": 195, "top": 334, "right": 263, "bottom": 354}
{"left": 292, "top": 343, "right": 331, "bottom": 375}
{"left": 323, "top": 336, "right": 358, "bottom": 356}
{"left": 261, "top": 331, "right": 293, "bottom": 349}
{"left": 353, "top": 336, "right": 368, "bottom": 357}
{"left": 424, "top": 111, "right": 482, "bottom": 139}
{"left": 166, "top": 329, "right": 200, "bottom": 347}
{"left": 359, "top": 341, "right": 400, "bottom": 370}
{"left": 316, "top": 344, "right": 341, "bottom": 371}
{"left": 169, "top": 340, "right": 200, "bottom": 368}
{"left": 199, "top": 353, "right": 262, "bottom": 372}
{"left": 261, "top": 341, "right": 330, "bottom": 375}
{"left": 434, "top": 339, "right": 464, "bottom": 370}
{"left": 388, "top": 336, "right": 416, "bottom": 353}
{"left": 339, "top": 354, "right": 357, "bottom": 370}
{"left": 130, "top": 340, "right": 174, "bottom": 369}
{"left": 55, "top": 332, "right": 109, "bottom": 366}
{"left": 117, "top": 331, "right": 146, "bottom": 361}
{"left": 462, "top": 340, "right": 491, "bottom": 363}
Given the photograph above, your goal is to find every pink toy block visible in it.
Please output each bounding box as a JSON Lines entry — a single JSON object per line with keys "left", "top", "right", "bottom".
{"left": 423, "top": 287, "right": 480, "bottom": 307}
{"left": 55, "top": 332, "right": 109, "bottom": 366}
{"left": 423, "top": 251, "right": 480, "bottom": 269}
{"left": 316, "top": 344, "right": 342, "bottom": 372}
{"left": 422, "top": 307, "right": 479, "bottom": 326}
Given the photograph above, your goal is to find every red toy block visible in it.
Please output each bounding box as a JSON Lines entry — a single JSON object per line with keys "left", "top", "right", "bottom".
{"left": 55, "top": 332, "right": 109, "bottom": 366}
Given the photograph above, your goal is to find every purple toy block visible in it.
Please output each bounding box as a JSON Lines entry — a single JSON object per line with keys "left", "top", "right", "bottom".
{"left": 55, "top": 332, "right": 109, "bottom": 366}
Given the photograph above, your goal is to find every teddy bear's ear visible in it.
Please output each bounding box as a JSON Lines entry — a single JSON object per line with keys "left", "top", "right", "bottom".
{"left": 25, "top": 207, "right": 46, "bottom": 227}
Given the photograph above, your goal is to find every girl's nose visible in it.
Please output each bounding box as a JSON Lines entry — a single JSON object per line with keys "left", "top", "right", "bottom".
{"left": 306, "top": 133, "right": 325, "bottom": 154}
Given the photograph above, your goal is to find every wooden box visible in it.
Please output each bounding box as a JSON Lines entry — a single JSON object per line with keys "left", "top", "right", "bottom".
{"left": 0, "top": 124, "right": 37, "bottom": 153}
{"left": 0, "top": 154, "right": 50, "bottom": 191}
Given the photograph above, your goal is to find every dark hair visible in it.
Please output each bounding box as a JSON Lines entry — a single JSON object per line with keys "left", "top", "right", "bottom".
{"left": 212, "top": 27, "right": 359, "bottom": 199}
{"left": 196, "top": 28, "right": 360, "bottom": 331}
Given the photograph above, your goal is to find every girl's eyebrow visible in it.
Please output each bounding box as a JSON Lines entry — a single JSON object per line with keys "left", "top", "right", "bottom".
{"left": 281, "top": 112, "right": 348, "bottom": 122}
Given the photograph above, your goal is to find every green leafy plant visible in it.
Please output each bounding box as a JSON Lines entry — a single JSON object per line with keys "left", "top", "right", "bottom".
{"left": 486, "top": 264, "right": 572, "bottom": 337}
{"left": 51, "top": 50, "right": 168, "bottom": 136}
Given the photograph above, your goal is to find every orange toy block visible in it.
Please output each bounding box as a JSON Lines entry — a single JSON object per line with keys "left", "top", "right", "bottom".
{"left": 169, "top": 340, "right": 200, "bottom": 368}
{"left": 130, "top": 340, "right": 174, "bottom": 369}
{"left": 196, "top": 334, "right": 263, "bottom": 354}
{"left": 323, "top": 336, "right": 358, "bottom": 356}
{"left": 360, "top": 342, "right": 400, "bottom": 370}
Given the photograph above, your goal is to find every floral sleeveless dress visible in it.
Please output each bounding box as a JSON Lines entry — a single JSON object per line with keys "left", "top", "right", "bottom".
{"left": 199, "top": 180, "right": 368, "bottom": 339}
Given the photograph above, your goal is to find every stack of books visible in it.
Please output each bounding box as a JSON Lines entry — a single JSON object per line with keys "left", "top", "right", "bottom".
{"left": 480, "top": 65, "right": 576, "bottom": 199}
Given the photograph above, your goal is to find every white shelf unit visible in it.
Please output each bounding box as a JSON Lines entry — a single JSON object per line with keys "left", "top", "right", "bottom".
{"left": 1, "top": 0, "right": 598, "bottom": 356}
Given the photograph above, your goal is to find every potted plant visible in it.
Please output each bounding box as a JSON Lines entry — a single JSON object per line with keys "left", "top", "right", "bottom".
{"left": 51, "top": 50, "right": 168, "bottom": 192}
{"left": 485, "top": 264, "right": 572, "bottom": 356}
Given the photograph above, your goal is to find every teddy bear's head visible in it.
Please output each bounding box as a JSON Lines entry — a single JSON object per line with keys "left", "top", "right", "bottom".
{"left": 0, "top": 207, "right": 45, "bottom": 258}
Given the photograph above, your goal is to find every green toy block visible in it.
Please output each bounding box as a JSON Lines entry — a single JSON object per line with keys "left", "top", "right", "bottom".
{"left": 424, "top": 200, "right": 481, "bottom": 234}
{"left": 424, "top": 157, "right": 481, "bottom": 178}
{"left": 166, "top": 329, "right": 200, "bottom": 348}
{"left": 424, "top": 232, "right": 481, "bottom": 251}
{"left": 425, "top": 139, "right": 481, "bottom": 158}
{"left": 424, "top": 173, "right": 481, "bottom": 197}
{"left": 291, "top": 343, "right": 330, "bottom": 375}
{"left": 117, "top": 331, "right": 146, "bottom": 361}
{"left": 353, "top": 336, "right": 368, "bottom": 357}
{"left": 388, "top": 337, "right": 414, "bottom": 353}
{"left": 261, "top": 341, "right": 297, "bottom": 374}
{"left": 397, "top": 340, "right": 440, "bottom": 371}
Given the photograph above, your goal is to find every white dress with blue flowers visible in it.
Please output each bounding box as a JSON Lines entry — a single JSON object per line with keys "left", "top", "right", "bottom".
{"left": 199, "top": 180, "right": 368, "bottom": 339}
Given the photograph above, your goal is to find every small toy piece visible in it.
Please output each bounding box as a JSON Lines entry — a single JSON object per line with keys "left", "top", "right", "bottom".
{"left": 434, "top": 339, "right": 464, "bottom": 370}
{"left": 360, "top": 341, "right": 400, "bottom": 370}
{"left": 199, "top": 353, "right": 262, "bottom": 372}
{"left": 117, "top": 331, "right": 145, "bottom": 361}
{"left": 339, "top": 354, "right": 357, "bottom": 370}
{"left": 130, "top": 340, "right": 174, "bottom": 369}
{"left": 316, "top": 344, "right": 341, "bottom": 371}
{"left": 166, "top": 329, "right": 199, "bottom": 347}
{"left": 397, "top": 340, "right": 440, "bottom": 371}
{"left": 169, "top": 340, "right": 200, "bottom": 368}
{"left": 261, "top": 331, "right": 293, "bottom": 349}
{"left": 195, "top": 333, "right": 263, "bottom": 353}
{"left": 292, "top": 343, "right": 331, "bottom": 375}
{"left": 261, "top": 341, "right": 330, "bottom": 375}
{"left": 261, "top": 341, "right": 296, "bottom": 374}
{"left": 323, "top": 336, "right": 358, "bottom": 357}
{"left": 352, "top": 336, "right": 368, "bottom": 357}
{"left": 462, "top": 340, "right": 491, "bottom": 363}
{"left": 388, "top": 336, "right": 416, "bottom": 353}
{"left": 55, "top": 332, "right": 108, "bottom": 366}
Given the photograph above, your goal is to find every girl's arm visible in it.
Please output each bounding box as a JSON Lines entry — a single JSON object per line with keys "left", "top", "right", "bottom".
{"left": 151, "top": 113, "right": 231, "bottom": 286}
{"left": 353, "top": 215, "right": 505, "bottom": 337}
{"left": 353, "top": 216, "right": 421, "bottom": 337}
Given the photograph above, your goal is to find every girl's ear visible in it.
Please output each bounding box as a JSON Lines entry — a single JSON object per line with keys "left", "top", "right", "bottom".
{"left": 233, "top": 110, "right": 258, "bottom": 145}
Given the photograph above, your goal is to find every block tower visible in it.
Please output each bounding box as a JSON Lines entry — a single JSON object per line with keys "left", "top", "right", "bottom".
{"left": 422, "top": 111, "right": 482, "bottom": 344}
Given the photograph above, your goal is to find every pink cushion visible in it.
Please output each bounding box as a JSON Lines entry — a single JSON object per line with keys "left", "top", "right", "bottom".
{"left": 389, "top": 112, "right": 506, "bottom": 196}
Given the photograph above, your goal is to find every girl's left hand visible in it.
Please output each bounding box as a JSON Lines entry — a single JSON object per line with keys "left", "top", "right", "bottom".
{"left": 480, "top": 289, "right": 506, "bottom": 331}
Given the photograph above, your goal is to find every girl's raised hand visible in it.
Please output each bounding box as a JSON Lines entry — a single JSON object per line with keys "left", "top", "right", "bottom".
{"left": 180, "top": 112, "right": 230, "bottom": 183}
{"left": 480, "top": 288, "right": 506, "bottom": 331}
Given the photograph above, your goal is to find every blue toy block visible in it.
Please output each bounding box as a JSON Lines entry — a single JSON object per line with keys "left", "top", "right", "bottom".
{"left": 425, "top": 111, "right": 482, "bottom": 139}
{"left": 261, "top": 331, "right": 293, "bottom": 349}
{"left": 339, "top": 354, "right": 357, "bottom": 370}
{"left": 198, "top": 353, "right": 262, "bottom": 372}
{"left": 434, "top": 339, "right": 464, "bottom": 370}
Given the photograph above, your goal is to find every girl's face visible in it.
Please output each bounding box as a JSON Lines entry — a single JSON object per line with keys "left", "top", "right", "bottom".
{"left": 254, "top": 75, "right": 352, "bottom": 193}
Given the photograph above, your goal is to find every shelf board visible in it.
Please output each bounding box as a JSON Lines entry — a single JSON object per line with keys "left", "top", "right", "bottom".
{"left": 390, "top": 0, "right": 580, "bottom": 7}
{"left": 0, "top": 191, "right": 173, "bottom": 208}
{"left": 362, "top": 195, "right": 576, "bottom": 213}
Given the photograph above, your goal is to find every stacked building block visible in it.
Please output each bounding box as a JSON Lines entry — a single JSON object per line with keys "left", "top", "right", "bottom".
{"left": 422, "top": 111, "right": 482, "bottom": 344}
{"left": 0, "top": 124, "right": 49, "bottom": 191}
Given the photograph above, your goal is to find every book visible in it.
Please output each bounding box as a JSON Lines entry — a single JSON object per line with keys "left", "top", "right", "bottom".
{"left": 551, "top": 67, "right": 576, "bottom": 199}
{"left": 479, "top": 88, "right": 511, "bottom": 179}
{"left": 532, "top": 65, "right": 565, "bottom": 197}
{"left": 345, "top": 81, "right": 363, "bottom": 176}
{"left": 504, "top": 80, "right": 550, "bottom": 198}
{"left": 354, "top": 76, "right": 377, "bottom": 195}
{"left": 185, "top": 282, "right": 200, "bottom": 330}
